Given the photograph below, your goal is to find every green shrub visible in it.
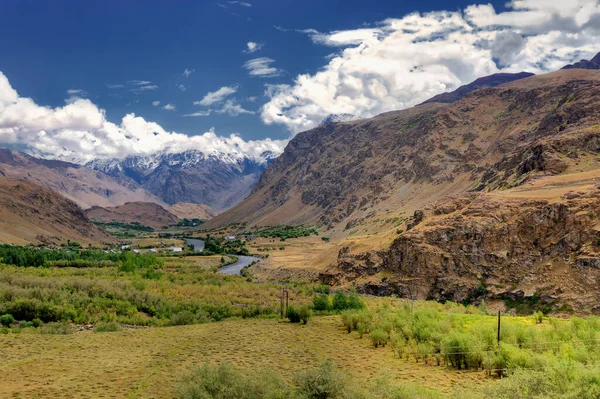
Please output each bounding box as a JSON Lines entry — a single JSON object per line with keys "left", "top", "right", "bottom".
{"left": 171, "top": 311, "right": 196, "bottom": 326}
{"left": 298, "top": 305, "right": 312, "bottom": 325}
{"left": 0, "top": 313, "right": 14, "bottom": 327}
{"left": 287, "top": 306, "right": 301, "bottom": 323}
{"left": 294, "top": 360, "right": 353, "bottom": 399}
{"left": 312, "top": 294, "right": 330, "bottom": 311}
{"left": 332, "top": 292, "right": 348, "bottom": 311}
{"left": 41, "top": 321, "right": 74, "bottom": 335}
{"left": 32, "top": 318, "right": 43, "bottom": 328}
{"left": 95, "top": 321, "right": 122, "bottom": 333}
{"left": 370, "top": 329, "right": 388, "bottom": 348}
{"left": 176, "top": 363, "right": 290, "bottom": 399}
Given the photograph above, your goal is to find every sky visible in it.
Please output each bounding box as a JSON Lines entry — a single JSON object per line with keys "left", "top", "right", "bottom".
{"left": 1, "top": 0, "right": 600, "bottom": 163}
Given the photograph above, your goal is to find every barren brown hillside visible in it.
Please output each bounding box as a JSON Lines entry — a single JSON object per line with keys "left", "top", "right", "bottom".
{"left": 85, "top": 202, "right": 179, "bottom": 229}
{"left": 169, "top": 202, "right": 217, "bottom": 220}
{"left": 0, "top": 149, "right": 165, "bottom": 209}
{"left": 208, "top": 69, "right": 600, "bottom": 311}
{"left": 0, "top": 177, "right": 114, "bottom": 245}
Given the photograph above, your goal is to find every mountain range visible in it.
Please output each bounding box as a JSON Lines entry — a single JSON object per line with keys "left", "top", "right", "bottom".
{"left": 87, "top": 150, "right": 275, "bottom": 212}
{"left": 207, "top": 64, "right": 600, "bottom": 311}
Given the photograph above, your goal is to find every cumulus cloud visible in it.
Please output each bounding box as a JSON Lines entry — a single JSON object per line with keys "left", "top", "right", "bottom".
{"left": 178, "top": 84, "right": 187, "bottom": 92}
{"left": 152, "top": 101, "right": 160, "bottom": 106}
{"left": 263, "top": 0, "right": 600, "bottom": 133}
{"left": 194, "top": 85, "right": 238, "bottom": 106}
{"left": 163, "top": 103, "right": 176, "bottom": 111}
{"left": 244, "top": 58, "right": 283, "bottom": 78}
{"left": 0, "top": 71, "right": 285, "bottom": 163}
{"left": 183, "top": 68, "right": 195, "bottom": 78}
{"left": 245, "top": 41, "right": 264, "bottom": 53}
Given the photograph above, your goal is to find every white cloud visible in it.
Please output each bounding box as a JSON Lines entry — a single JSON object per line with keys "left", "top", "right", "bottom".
{"left": 194, "top": 85, "right": 238, "bottom": 106}
{"left": 163, "top": 103, "right": 176, "bottom": 111}
{"left": 106, "top": 84, "right": 124, "bottom": 89}
{"left": 262, "top": 0, "right": 600, "bottom": 133}
{"left": 152, "top": 101, "right": 160, "bottom": 106}
{"left": 183, "top": 110, "right": 212, "bottom": 117}
{"left": 228, "top": 1, "right": 252, "bottom": 7}
{"left": 0, "top": 71, "right": 285, "bottom": 164}
{"left": 130, "top": 80, "right": 152, "bottom": 85}
{"left": 183, "top": 68, "right": 195, "bottom": 78}
{"left": 131, "top": 85, "right": 159, "bottom": 92}
{"left": 216, "top": 99, "right": 254, "bottom": 116}
{"left": 244, "top": 58, "right": 283, "bottom": 78}
{"left": 245, "top": 41, "right": 263, "bottom": 53}
{"left": 67, "top": 89, "right": 85, "bottom": 95}
{"left": 178, "top": 84, "right": 187, "bottom": 92}
{"left": 185, "top": 99, "right": 254, "bottom": 117}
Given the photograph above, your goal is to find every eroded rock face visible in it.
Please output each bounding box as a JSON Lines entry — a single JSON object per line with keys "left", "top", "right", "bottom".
{"left": 322, "top": 192, "right": 600, "bottom": 312}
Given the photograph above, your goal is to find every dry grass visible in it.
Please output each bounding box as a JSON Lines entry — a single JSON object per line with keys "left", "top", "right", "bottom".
{"left": 0, "top": 316, "right": 487, "bottom": 399}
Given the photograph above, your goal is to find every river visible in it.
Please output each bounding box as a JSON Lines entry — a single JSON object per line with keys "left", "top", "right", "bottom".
{"left": 186, "top": 238, "right": 261, "bottom": 275}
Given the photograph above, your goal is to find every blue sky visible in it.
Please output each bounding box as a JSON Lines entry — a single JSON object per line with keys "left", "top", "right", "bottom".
{"left": 0, "top": 0, "right": 598, "bottom": 162}
{"left": 0, "top": 0, "right": 506, "bottom": 142}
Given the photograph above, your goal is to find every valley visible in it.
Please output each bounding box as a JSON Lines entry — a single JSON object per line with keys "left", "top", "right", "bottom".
{"left": 3, "top": 40, "right": 600, "bottom": 398}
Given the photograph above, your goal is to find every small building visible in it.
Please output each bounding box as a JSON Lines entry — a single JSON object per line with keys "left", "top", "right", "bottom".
{"left": 168, "top": 247, "right": 183, "bottom": 253}
{"left": 147, "top": 248, "right": 157, "bottom": 254}
{"left": 121, "top": 245, "right": 131, "bottom": 250}
{"left": 132, "top": 249, "right": 140, "bottom": 254}
{"left": 225, "top": 235, "right": 237, "bottom": 241}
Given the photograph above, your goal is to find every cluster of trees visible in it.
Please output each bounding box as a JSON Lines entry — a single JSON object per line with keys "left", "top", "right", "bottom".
{"left": 176, "top": 219, "right": 204, "bottom": 227}
{"left": 201, "top": 236, "right": 249, "bottom": 256}
{"left": 252, "top": 225, "right": 319, "bottom": 241}
{"left": 340, "top": 302, "right": 600, "bottom": 378}
{"left": 312, "top": 291, "right": 365, "bottom": 312}
{"left": 93, "top": 221, "right": 154, "bottom": 232}
{"left": 0, "top": 245, "right": 160, "bottom": 269}
{"left": 176, "top": 359, "right": 600, "bottom": 399}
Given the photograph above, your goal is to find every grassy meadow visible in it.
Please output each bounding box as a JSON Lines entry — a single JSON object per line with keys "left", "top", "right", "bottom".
{"left": 1, "top": 241, "right": 600, "bottom": 398}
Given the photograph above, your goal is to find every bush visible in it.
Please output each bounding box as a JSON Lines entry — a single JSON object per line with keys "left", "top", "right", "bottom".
{"left": 95, "top": 321, "right": 122, "bottom": 332}
{"left": 41, "top": 321, "right": 74, "bottom": 335}
{"left": 171, "top": 311, "right": 196, "bottom": 326}
{"left": 176, "top": 363, "right": 290, "bottom": 399}
{"left": 32, "top": 318, "right": 43, "bottom": 328}
{"left": 298, "top": 305, "right": 312, "bottom": 325}
{"left": 312, "top": 294, "right": 331, "bottom": 311}
{"left": 370, "top": 329, "right": 388, "bottom": 348}
{"left": 0, "top": 314, "right": 14, "bottom": 327}
{"left": 287, "top": 306, "right": 301, "bottom": 323}
{"left": 332, "top": 292, "right": 348, "bottom": 311}
{"left": 294, "top": 360, "right": 352, "bottom": 399}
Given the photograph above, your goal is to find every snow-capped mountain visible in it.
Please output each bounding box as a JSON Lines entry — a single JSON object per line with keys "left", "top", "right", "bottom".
{"left": 318, "top": 113, "right": 359, "bottom": 126}
{"left": 87, "top": 150, "right": 278, "bottom": 212}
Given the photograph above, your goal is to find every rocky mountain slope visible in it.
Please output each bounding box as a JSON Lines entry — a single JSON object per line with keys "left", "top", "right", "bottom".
{"left": 85, "top": 202, "right": 180, "bottom": 229}
{"left": 0, "top": 177, "right": 113, "bottom": 245}
{"left": 420, "top": 72, "right": 534, "bottom": 104}
{"left": 168, "top": 202, "right": 217, "bottom": 221}
{"left": 209, "top": 67, "right": 600, "bottom": 312}
{"left": 562, "top": 52, "right": 600, "bottom": 70}
{"left": 0, "top": 149, "right": 164, "bottom": 209}
{"left": 87, "top": 150, "right": 275, "bottom": 212}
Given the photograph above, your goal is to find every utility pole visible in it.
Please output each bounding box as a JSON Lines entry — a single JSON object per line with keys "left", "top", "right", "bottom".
{"left": 280, "top": 289, "right": 289, "bottom": 319}
{"left": 497, "top": 311, "right": 501, "bottom": 345}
